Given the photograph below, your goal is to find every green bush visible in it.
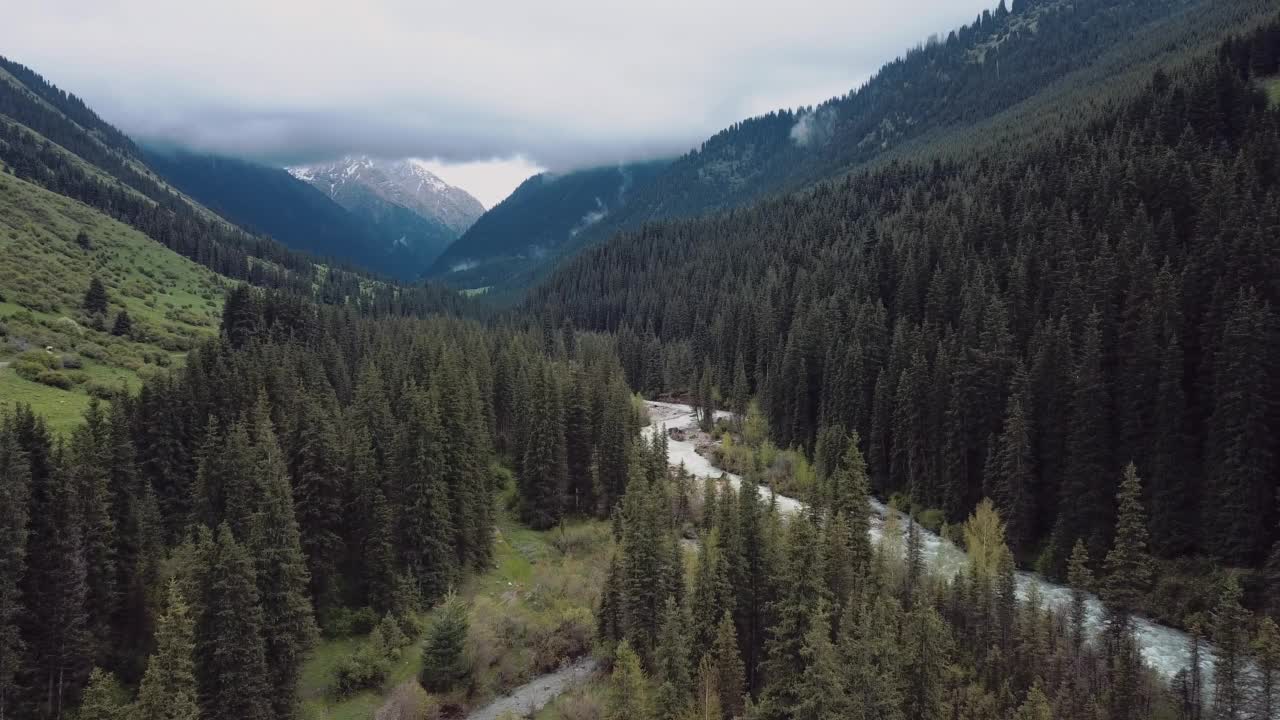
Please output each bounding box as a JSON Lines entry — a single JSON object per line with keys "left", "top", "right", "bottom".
{"left": 34, "top": 370, "right": 74, "bottom": 390}
{"left": 332, "top": 630, "right": 391, "bottom": 698}
{"left": 321, "top": 606, "right": 379, "bottom": 638}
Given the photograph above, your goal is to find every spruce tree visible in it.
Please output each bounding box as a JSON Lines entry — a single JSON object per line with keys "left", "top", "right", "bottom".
{"left": 691, "top": 656, "right": 722, "bottom": 720}
{"left": 195, "top": 525, "right": 271, "bottom": 720}
{"left": 654, "top": 597, "right": 691, "bottom": 720}
{"left": 420, "top": 592, "right": 469, "bottom": 692}
{"left": 565, "top": 368, "right": 597, "bottom": 515}
{"left": 1052, "top": 309, "right": 1112, "bottom": 572}
{"left": 901, "top": 604, "right": 951, "bottom": 720}
{"left": 288, "top": 394, "right": 345, "bottom": 615}
{"left": 758, "top": 515, "right": 827, "bottom": 719}
{"left": 110, "top": 310, "right": 132, "bottom": 338}
{"left": 690, "top": 533, "right": 732, "bottom": 663}
{"left": 83, "top": 277, "right": 108, "bottom": 314}
{"left": 1210, "top": 577, "right": 1249, "bottom": 720}
{"left": 1203, "top": 292, "right": 1276, "bottom": 565}
{"left": 988, "top": 362, "right": 1035, "bottom": 551}
{"left": 1254, "top": 617, "right": 1279, "bottom": 720}
{"left": 839, "top": 594, "right": 904, "bottom": 720}
{"left": 1067, "top": 540, "right": 1094, "bottom": 652}
{"left": 78, "top": 667, "right": 126, "bottom": 720}
{"left": 25, "top": 458, "right": 90, "bottom": 719}
{"left": 0, "top": 419, "right": 29, "bottom": 720}
{"left": 710, "top": 611, "right": 744, "bottom": 720}
{"left": 1103, "top": 463, "right": 1153, "bottom": 621}
{"left": 134, "top": 582, "right": 200, "bottom": 720}
{"left": 398, "top": 386, "right": 456, "bottom": 600}
{"left": 608, "top": 641, "right": 653, "bottom": 720}
{"left": 249, "top": 412, "right": 317, "bottom": 719}
{"left": 792, "top": 604, "right": 848, "bottom": 720}
{"left": 520, "top": 368, "right": 567, "bottom": 530}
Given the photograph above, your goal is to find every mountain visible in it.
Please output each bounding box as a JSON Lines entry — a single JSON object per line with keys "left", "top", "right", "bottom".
{"left": 452, "top": 0, "right": 1279, "bottom": 292}
{"left": 533, "top": 12, "right": 1280, "bottom": 601}
{"left": 144, "top": 149, "right": 458, "bottom": 280}
{"left": 290, "top": 155, "right": 484, "bottom": 233}
{"left": 426, "top": 160, "right": 670, "bottom": 289}
{"left": 0, "top": 52, "right": 465, "bottom": 429}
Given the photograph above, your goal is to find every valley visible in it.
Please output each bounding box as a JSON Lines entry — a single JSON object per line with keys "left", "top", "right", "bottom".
{"left": 2, "top": 3, "right": 1280, "bottom": 720}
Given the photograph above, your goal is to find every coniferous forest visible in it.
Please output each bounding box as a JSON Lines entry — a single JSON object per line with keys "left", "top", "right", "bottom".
{"left": 3, "top": 4, "right": 1280, "bottom": 720}
{"left": 537, "top": 18, "right": 1280, "bottom": 596}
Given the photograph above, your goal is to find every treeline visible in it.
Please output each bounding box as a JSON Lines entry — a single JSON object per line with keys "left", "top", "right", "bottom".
{"left": 535, "top": 19, "right": 1280, "bottom": 594}
{"left": 597, "top": 432, "right": 1280, "bottom": 720}
{"left": 0, "top": 288, "right": 633, "bottom": 719}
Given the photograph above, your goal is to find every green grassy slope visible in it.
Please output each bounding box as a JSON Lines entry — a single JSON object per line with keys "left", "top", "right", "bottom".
{"left": 0, "top": 170, "right": 225, "bottom": 431}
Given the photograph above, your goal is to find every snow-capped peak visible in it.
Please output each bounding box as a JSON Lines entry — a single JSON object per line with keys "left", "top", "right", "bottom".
{"left": 286, "top": 155, "right": 486, "bottom": 234}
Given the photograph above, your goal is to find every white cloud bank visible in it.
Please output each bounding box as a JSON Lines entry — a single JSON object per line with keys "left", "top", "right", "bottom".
{"left": 2, "top": 0, "right": 995, "bottom": 177}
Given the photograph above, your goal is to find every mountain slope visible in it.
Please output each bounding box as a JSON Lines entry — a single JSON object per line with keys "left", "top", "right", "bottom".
{"left": 456, "top": 0, "right": 1279, "bottom": 293}
{"left": 143, "top": 149, "right": 458, "bottom": 281}
{"left": 533, "top": 17, "right": 1280, "bottom": 596}
{"left": 0, "top": 166, "right": 225, "bottom": 432}
{"left": 427, "top": 160, "right": 670, "bottom": 289}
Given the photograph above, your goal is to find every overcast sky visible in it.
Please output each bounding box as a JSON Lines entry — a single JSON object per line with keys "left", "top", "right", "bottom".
{"left": 4, "top": 0, "right": 994, "bottom": 205}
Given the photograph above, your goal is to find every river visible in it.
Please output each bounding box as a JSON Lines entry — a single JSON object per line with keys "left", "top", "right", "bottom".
{"left": 642, "top": 400, "right": 1212, "bottom": 684}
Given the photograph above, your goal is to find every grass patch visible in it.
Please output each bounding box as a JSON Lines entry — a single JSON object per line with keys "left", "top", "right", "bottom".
{"left": 0, "top": 367, "right": 96, "bottom": 434}
{"left": 0, "top": 171, "right": 225, "bottom": 431}
{"left": 299, "top": 512, "right": 613, "bottom": 720}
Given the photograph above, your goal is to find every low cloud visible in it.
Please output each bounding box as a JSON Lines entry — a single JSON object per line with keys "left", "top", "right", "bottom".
{"left": 790, "top": 105, "right": 837, "bottom": 148}
{"left": 2, "top": 0, "right": 996, "bottom": 172}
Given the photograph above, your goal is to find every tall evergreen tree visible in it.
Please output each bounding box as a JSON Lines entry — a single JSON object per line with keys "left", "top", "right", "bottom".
{"left": 1103, "top": 464, "right": 1153, "bottom": 621}
{"left": 608, "top": 641, "right": 653, "bottom": 720}
{"left": 520, "top": 367, "right": 567, "bottom": 530}
{"left": 82, "top": 277, "right": 108, "bottom": 314}
{"left": 1210, "top": 577, "right": 1249, "bottom": 720}
{"left": 654, "top": 597, "right": 691, "bottom": 720}
{"left": 709, "top": 611, "right": 744, "bottom": 720}
{"left": 134, "top": 582, "right": 200, "bottom": 720}
{"left": 194, "top": 525, "right": 271, "bottom": 720}
{"left": 249, "top": 409, "right": 317, "bottom": 719}
{"left": 0, "top": 418, "right": 29, "bottom": 720}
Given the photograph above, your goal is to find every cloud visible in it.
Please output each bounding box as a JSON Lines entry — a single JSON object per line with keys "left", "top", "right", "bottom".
{"left": 1, "top": 0, "right": 997, "bottom": 173}
{"left": 790, "top": 106, "right": 837, "bottom": 148}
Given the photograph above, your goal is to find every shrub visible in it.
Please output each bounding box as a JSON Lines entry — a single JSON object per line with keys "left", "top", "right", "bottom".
{"left": 18, "top": 349, "right": 57, "bottom": 369}
{"left": 378, "top": 613, "right": 409, "bottom": 658}
{"left": 35, "top": 370, "right": 74, "bottom": 390}
{"left": 333, "top": 636, "right": 391, "bottom": 698}
{"left": 85, "top": 382, "right": 117, "bottom": 401}
{"left": 60, "top": 354, "right": 83, "bottom": 369}
{"left": 322, "top": 606, "right": 380, "bottom": 638}
{"left": 378, "top": 682, "right": 439, "bottom": 720}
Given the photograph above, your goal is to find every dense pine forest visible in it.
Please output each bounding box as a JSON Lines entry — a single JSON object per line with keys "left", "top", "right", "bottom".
{"left": 535, "top": 20, "right": 1280, "bottom": 611}
{"left": 0, "top": 287, "right": 644, "bottom": 719}
{"left": 4, "top": 4, "right": 1280, "bottom": 720}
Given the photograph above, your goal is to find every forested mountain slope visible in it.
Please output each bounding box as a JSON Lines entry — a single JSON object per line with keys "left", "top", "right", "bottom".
{"left": 427, "top": 160, "right": 670, "bottom": 289}
{"left": 0, "top": 53, "right": 462, "bottom": 309}
{"left": 143, "top": 150, "right": 460, "bottom": 281}
{"left": 457, "top": 0, "right": 1280, "bottom": 292}
{"left": 534, "top": 19, "right": 1280, "bottom": 601}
